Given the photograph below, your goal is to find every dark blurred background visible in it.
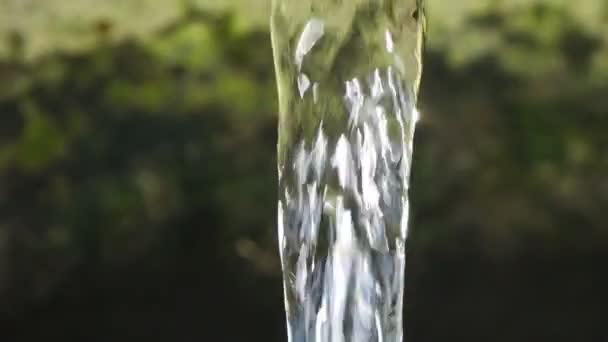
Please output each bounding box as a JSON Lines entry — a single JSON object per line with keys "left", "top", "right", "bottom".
{"left": 0, "top": 0, "right": 607, "bottom": 341}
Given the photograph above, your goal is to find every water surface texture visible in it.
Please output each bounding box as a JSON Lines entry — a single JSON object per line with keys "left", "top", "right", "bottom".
{"left": 272, "top": 1, "right": 425, "bottom": 341}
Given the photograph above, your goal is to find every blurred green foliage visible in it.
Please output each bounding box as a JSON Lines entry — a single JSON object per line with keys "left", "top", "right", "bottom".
{"left": 0, "top": 0, "right": 607, "bottom": 341}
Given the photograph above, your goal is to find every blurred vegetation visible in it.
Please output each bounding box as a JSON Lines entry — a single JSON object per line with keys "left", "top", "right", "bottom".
{"left": 0, "top": 0, "right": 607, "bottom": 341}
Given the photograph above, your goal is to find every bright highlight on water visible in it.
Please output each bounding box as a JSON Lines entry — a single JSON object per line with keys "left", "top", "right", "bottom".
{"left": 272, "top": 1, "right": 425, "bottom": 341}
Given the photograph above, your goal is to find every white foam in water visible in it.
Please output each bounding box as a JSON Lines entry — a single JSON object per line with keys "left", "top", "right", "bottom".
{"left": 273, "top": 3, "right": 423, "bottom": 340}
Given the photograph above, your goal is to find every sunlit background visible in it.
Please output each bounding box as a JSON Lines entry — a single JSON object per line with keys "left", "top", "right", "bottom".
{"left": 0, "top": 0, "right": 607, "bottom": 341}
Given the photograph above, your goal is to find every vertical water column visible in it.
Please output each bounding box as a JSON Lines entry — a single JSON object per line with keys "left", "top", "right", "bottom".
{"left": 272, "top": 1, "right": 425, "bottom": 341}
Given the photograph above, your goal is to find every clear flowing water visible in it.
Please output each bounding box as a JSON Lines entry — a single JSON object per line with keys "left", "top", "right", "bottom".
{"left": 272, "top": 1, "right": 425, "bottom": 341}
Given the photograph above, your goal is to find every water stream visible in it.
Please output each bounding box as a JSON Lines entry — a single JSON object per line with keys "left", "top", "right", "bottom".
{"left": 272, "top": 1, "right": 424, "bottom": 341}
